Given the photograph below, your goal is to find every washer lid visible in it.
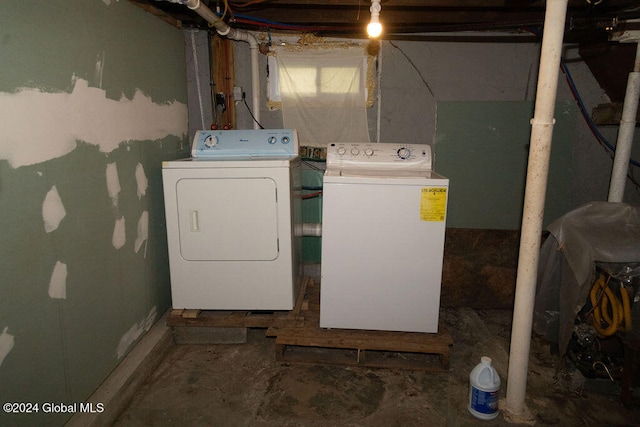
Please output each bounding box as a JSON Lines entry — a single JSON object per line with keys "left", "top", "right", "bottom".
{"left": 325, "top": 168, "right": 433, "bottom": 178}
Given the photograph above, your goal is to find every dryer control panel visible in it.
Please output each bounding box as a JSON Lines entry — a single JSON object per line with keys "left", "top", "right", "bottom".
{"left": 192, "top": 129, "right": 299, "bottom": 159}
{"left": 327, "top": 142, "right": 432, "bottom": 172}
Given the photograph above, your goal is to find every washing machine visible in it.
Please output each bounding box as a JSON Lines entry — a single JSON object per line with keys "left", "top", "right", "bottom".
{"left": 320, "top": 142, "right": 449, "bottom": 333}
{"left": 162, "top": 129, "right": 302, "bottom": 311}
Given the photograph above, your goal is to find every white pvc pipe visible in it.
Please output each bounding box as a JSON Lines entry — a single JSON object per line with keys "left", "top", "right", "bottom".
{"left": 504, "top": 0, "right": 568, "bottom": 419}
{"left": 182, "top": 0, "right": 261, "bottom": 129}
{"left": 607, "top": 42, "right": 640, "bottom": 202}
{"left": 189, "top": 30, "right": 206, "bottom": 130}
{"left": 294, "top": 223, "right": 322, "bottom": 237}
{"left": 302, "top": 223, "right": 322, "bottom": 237}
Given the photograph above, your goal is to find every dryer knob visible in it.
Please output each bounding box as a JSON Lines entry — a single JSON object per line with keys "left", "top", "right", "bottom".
{"left": 204, "top": 135, "right": 218, "bottom": 148}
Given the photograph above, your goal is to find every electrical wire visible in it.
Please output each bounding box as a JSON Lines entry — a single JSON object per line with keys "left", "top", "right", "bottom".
{"left": 302, "top": 160, "right": 326, "bottom": 171}
{"left": 212, "top": 0, "right": 314, "bottom": 30}
{"left": 242, "top": 93, "right": 264, "bottom": 129}
{"left": 560, "top": 59, "right": 640, "bottom": 168}
{"left": 219, "top": 0, "right": 231, "bottom": 22}
{"left": 520, "top": 26, "right": 640, "bottom": 191}
{"left": 561, "top": 59, "right": 640, "bottom": 191}
{"left": 208, "top": 30, "right": 217, "bottom": 127}
{"left": 229, "top": 0, "right": 270, "bottom": 8}
{"left": 231, "top": 16, "right": 325, "bottom": 31}
{"left": 208, "top": 15, "right": 640, "bottom": 187}
{"left": 217, "top": 11, "right": 335, "bottom": 32}
{"left": 388, "top": 41, "right": 435, "bottom": 98}
{"left": 302, "top": 191, "right": 323, "bottom": 199}
{"left": 225, "top": 37, "right": 232, "bottom": 124}
{"left": 526, "top": 26, "right": 640, "bottom": 177}
{"left": 301, "top": 162, "right": 325, "bottom": 196}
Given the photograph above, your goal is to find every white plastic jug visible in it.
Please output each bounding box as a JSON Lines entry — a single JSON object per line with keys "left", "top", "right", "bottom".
{"left": 468, "top": 356, "right": 500, "bottom": 420}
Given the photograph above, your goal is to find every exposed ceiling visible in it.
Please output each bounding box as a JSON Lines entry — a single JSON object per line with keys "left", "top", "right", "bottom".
{"left": 131, "top": 0, "right": 640, "bottom": 107}
{"left": 132, "top": 0, "right": 640, "bottom": 43}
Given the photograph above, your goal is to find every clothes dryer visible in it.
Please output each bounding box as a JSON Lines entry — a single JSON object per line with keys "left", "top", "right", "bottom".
{"left": 162, "top": 129, "right": 302, "bottom": 310}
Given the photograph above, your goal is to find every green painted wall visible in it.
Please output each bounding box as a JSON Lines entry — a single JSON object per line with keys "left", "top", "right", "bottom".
{"left": 302, "top": 166, "right": 324, "bottom": 263}
{"left": 435, "top": 101, "right": 575, "bottom": 230}
{"left": 0, "top": 1, "right": 188, "bottom": 426}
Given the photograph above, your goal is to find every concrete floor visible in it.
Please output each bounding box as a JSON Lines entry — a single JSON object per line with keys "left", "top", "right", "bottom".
{"left": 113, "top": 307, "right": 639, "bottom": 426}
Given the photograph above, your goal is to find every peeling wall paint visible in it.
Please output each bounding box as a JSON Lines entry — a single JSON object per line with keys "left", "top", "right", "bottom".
{"left": 135, "top": 211, "right": 149, "bottom": 255}
{"left": 116, "top": 306, "right": 158, "bottom": 359}
{"left": 48, "top": 261, "right": 68, "bottom": 299}
{"left": 112, "top": 217, "right": 126, "bottom": 250}
{"left": 95, "top": 51, "right": 105, "bottom": 89}
{"left": 106, "top": 162, "right": 121, "bottom": 208}
{"left": 0, "top": 78, "right": 187, "bottom": 169}
{"left": 42, "top": 186, "right": 67, "bottom": 233}
{"left": 135, "top": 163, "right": 148, "bottom": 199}
{"left": 0, "top": 327, "right": 15, "bottom": 368}
{"left": 0, "top": 1, "right": 187, "bottom": 421}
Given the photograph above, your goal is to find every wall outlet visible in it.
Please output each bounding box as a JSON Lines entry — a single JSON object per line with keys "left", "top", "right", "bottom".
{"left": 233, "top": 86, "right": 243, "bottom": 102}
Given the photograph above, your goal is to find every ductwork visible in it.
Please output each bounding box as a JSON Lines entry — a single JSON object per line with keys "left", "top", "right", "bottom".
{"left": 172, "top": 0, "right": 262, "bottom": 129}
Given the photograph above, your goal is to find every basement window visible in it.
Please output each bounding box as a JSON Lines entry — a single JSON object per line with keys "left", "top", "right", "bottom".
{"left": 267, "top": 43, "right": 374, "bottom": 147}
{"left": 267, "top": 47, "right": 375, "bottom": 108}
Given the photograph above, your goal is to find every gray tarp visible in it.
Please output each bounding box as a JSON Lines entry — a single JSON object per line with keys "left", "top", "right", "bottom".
{"left": 533, "top": 201, "right": 640, "bottom": 354}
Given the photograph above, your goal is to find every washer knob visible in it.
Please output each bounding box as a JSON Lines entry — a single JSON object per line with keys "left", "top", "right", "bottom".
{"left": 351, "top": 147, "right": 360, "bottom": 156}
{"left": 337, "top": 147, "right": 347, "bottom": 155}
{"left": 365, "top": 148, "right": 374, "bottom": 156}
{"left": 268, "top": 136, "right": 277, "bottom": 144}
{"left": 397, "top": 147, "right": 411, "bottom": 159}
{"left": 281, "top": 136, "right": 290, "bottom": 144}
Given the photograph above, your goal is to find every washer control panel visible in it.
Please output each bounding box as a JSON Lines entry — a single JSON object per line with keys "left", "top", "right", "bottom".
{"left": 192, "top": 129, "right": 298, "bottom": 159}
{"left": 327, "top": 143, "right": 432, "bottom": 172}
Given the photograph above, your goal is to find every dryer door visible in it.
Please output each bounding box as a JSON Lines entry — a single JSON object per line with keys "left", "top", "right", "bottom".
{"left": 176, "top": 177, "right": 279, "bottom": 261}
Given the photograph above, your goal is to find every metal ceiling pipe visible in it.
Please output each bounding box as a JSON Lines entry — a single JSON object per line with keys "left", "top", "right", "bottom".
{"left": 504, "top": 0, "right": 568, "bottom": 421}
{"left": 608, "top": 42, "right": 640, "bottom": 202}
{"left": 180, "top": 0, "right": 261, "bottom": 129}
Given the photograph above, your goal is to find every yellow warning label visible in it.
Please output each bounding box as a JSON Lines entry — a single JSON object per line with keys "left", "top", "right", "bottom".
{"left": 420, "top": 187, "right": 447, "bottom": 222}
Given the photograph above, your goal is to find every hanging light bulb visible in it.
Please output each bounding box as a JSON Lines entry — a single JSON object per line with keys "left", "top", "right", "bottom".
{"left": 367, "top": 0, "right": 382, "bottom": 38}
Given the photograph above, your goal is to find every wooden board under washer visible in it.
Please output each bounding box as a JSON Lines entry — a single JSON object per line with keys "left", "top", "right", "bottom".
{"left": 275, "top": 325, "right": 453, "bottom": 371}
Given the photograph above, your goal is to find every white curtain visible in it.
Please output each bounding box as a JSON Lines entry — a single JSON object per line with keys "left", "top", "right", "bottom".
{"left": 275, "top": 46, "right": 370, "bottom": 147}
